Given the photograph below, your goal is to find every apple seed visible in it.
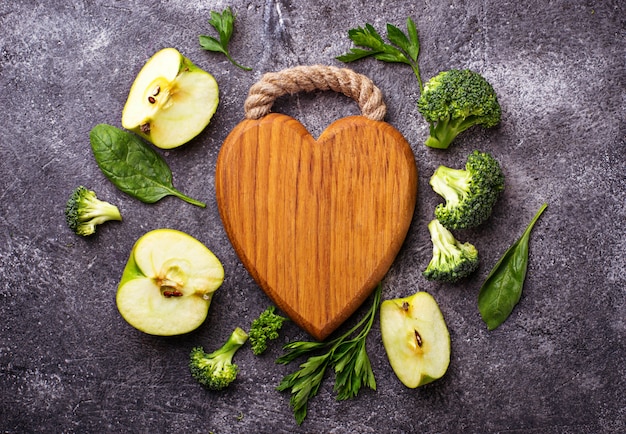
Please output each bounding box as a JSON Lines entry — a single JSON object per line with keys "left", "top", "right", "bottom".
{"left": 414, "top": 329, "right": 423, "bottom": 347}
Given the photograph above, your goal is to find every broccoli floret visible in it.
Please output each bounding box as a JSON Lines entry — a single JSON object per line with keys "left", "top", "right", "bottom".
{"left": 417, "top": 69, "right": 501, "bottom": 149}
{"left": 189, "top": 327, "right": 248, "bottom": 390}
{"left": 423, "top": 219, "right": 479, "bottom": 282}
{"left": 430, "top": 150, "right": 504, "bottom": 230}
{"left": 65, "top": 186, "right": 122, "bottom": 236}
{"left": 249, "top": 306, "right": 288, "bottom": 355}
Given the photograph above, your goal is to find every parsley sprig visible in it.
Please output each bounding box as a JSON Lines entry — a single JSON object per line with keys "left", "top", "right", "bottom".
{"left": 276, "top": 284, "right": 382, "bottom": 425}
{"left": 336, "top": 18, "right": 424, "bottom": 92}
{"left": 199, "top": 7, "right": 251, "bottom": 71}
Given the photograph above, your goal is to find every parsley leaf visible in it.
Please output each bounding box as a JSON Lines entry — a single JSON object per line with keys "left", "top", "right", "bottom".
{"left": 337, "top": 18, "right": 423, "bottom": 92}
{"left": 276, "top": 284, "right": 382, "bottom": 425}
{"left": 199, "top": 7, "right": 251, "bottom": 71}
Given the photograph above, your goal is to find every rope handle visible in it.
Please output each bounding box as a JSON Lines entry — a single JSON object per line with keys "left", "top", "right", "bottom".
{"left": 243, "top": 65, "right": 387, "bottom": 121}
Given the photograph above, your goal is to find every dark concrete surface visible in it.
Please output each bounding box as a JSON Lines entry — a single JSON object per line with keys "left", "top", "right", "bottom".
{"left": 1, "top": 0, "right": 624, "bottom": 433}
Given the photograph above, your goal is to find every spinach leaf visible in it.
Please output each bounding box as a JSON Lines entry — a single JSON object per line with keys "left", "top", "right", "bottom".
{"left": 478, "top": 203, "right": 548, "bottom": 330}
{"left": 89, "top": 124, "right": 205, "bottom": 208}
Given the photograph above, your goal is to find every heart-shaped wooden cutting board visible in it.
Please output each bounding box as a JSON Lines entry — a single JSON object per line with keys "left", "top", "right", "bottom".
{"left": 216, "top": 113, "right": 417, "bottom": 340}
{"left": 215, "top": 65, "right": 417, "bottom": 340}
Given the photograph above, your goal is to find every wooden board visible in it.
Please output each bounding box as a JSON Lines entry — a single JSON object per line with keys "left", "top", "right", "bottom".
{"left": 215, "top": 113, "right": 417, "bottom": 340}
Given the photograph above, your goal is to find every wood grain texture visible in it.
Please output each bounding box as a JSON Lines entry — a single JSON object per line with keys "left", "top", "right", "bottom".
{"left": 215, "top": 113, "right": 417, "bottom": 340}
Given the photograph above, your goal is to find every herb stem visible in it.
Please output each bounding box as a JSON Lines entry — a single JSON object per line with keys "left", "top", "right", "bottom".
{"left": 327, "top": 284, "right": 382, "bottom": 350}
{"left": 409, "top": 62, "right": 424, "bottom": 94}
{"left": 226, "top": 53, "right": 252, "bottom": 71}
{"left": 352, "top": 286, "right": 380, "bottom": 341}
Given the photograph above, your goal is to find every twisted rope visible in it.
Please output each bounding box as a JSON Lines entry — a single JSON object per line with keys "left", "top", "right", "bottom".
{"left": 243, "top": 65, "right": 387, "bottom": 121}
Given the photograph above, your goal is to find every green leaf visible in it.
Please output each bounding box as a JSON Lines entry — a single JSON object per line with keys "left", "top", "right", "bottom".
{"left": 211, "top": 7, "right": 234, "bottom": 47}
{"left": 365, "top": 23, "right": 385, "bottom": 43}
{"left": 363, "top": 356, "right": 376, "bottom": 390}
{"left": 353, "top": 342, "right": 367, "bottom": 376}
{"left": 336, "top": 48, "right": 381, "bottom": 63}
{"left": 208, "top": 10, "right": 222, "bottom": 28}
{"left": 198, "top": 35, "right": 227, "bottom": 55}
{"left": 276, "top": 341, "right": 327, "bottom": 364}
{"left": 277, "top": 354, "right": 330, "bottom": 425}
{"left": 478, "top": 203, "right": 548, "bottom": 330}
{"left": 374, "top": 50, "right": 409, "bottom": 64}
{"left": 292, "top": 402, "right": 308, "bottom": 426}
{"left": 331, "top": 341, "right": 354, "bottom": 366}
{"left": 347, "top": 26, "right": 385, "bottom": 51}
{"left": 405, "top": 17, "right": 420, "bottom": 62}
{"left": 333, "top": 339, "right": 374, "bottom": 401}
{"left": 386, "top": 23, "right": 411, "bottom": 54}
{"left": 89, "top": 124, "right": 205, "bottom": 207}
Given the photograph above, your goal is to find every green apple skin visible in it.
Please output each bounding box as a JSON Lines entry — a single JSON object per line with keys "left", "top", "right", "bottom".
{"left": 380, "top": 291, "right": 451, "bottom": 388}
{"left": 116, "top": 229, "right": 224, "bottom": 336}
{"left": 121, "top": 47, "right": 219, "bottom": 149}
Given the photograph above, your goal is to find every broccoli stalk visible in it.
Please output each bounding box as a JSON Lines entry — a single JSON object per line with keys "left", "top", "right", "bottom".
{"left": 424, "top": 115, "right": 476, "bottom": 150}
{"left": 189, "top": 327, "right": 248, "bottom": 390}
{"left": 423, "top": 219, "right": 479, "bottom": 282}
{"left": 249, "top": 306, "right": 288, "bottom": 355}
{"left": 417, "top": 69, "right": 501, "bottom": 149}
{"left": 430, "top": 150, "right": 505, "bottom": 230}
{"left": 65, "top": 186, "right": 122, "bottom": 236}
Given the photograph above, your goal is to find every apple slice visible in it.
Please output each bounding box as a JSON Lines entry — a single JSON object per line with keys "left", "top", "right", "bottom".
{"left": 121, "top": 47, "right": 219, "bottom": 149}
{"left": 380, "top": 291, "right": 450, "bottom": 388}
{"left": 116, "top": 229, "right": 224, "bottom": 335}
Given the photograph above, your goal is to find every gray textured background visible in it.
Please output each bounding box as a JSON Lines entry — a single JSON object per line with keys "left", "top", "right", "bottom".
{"left": 1, "top": 0, "right": 624, "bottom": 433}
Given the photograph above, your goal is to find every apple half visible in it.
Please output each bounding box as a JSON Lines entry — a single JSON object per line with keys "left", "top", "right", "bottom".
{"left": 116, "top": 229, "right": 224, "bottom": 335}
{"left": 380, "top": 291, "right": 451, "bottom": 388}
{"left": 121, "top": 47, "right": 219, "bottom": 149}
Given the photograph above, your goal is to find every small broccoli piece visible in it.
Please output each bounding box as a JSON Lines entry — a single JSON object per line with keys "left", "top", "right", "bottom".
{"left": 417, "top": 69, "right": 501, "bottom": 149}
{"left": 65, "top": 186, "right": 122, "bottom": 236}
{"left": 423, "top": 219, "right": 479, "bottom": 282}
{"left": 249, "top": 306, "right": 288, "bottom": 355}
{"left": 189, "top": 327, "right": 248, "bottom": 390}
{"left": 430, "top": 150, "right": 504, "bottom": 230}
